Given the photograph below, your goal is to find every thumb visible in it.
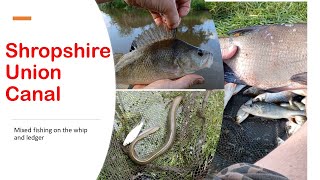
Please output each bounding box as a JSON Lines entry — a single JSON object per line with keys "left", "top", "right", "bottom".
{"left": 222, "top": 45, "right": 238, "bottom": 60}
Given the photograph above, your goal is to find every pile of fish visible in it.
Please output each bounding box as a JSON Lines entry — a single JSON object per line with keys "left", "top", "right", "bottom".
{"left": 237, "top": 86, "right": 306, "bottom": 135}
{"left": 222, "top": 24, "right": 307, "bottom": 138}
{"left": 115, "top": 26, "right": 214, "bottom": 86}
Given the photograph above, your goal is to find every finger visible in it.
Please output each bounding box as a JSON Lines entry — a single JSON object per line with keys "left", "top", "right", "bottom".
{"left": 163, "top": 4, "right": 181, "bottom": 29}
{"left": 178, "top": 6, "right": 190, "bottom": 17}
{"left": 222, "top": 45, "right": 238, "bottom": 60}
{"left": 149, "top": 11, "right": 163, "bottom": 26}
{"left": 177, "top": 0, "right": 191, "bottom": 17}
{"left": 169, "top": 74, "right": 204, "bottom": 89}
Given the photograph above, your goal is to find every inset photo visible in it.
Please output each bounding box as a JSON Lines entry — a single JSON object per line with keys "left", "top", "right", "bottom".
{"left": 100, "top": 2, "right": 223, "bottom": 90}
{"left": 98, "top": 91, "right": 224, "bottom": 179}
{"left": 207, "top": 2, "right": 307, "bottom": 177}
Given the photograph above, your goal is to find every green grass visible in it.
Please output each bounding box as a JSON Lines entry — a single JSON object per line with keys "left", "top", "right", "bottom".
{"left": 207, "top": 2, "right": 307, "bottom": 36}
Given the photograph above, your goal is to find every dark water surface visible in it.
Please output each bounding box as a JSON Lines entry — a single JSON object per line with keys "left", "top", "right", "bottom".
{"left": 102, "top": 9, "right": 223, "bottom": 89}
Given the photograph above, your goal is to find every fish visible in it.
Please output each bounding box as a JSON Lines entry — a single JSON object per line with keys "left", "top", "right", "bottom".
{"left": 224, "top": 83, "right": 246, "bottom": 108}
{"left": 253, "top": 91, "right": 296, "bottom": 103}
{"left": 294, "top": 115, "right": 307, "bottom": 125}
{"left": 128, "top": 96, "right": 183, "bottom": 165}
{"left": 115, "top": 27, "right": 214, "bottom": 85}
{"left": 236, "top": 98, "right": 253, "bottom": 124}
{"left": 221, "top": 24, "right": 307, "bottom": 91}
{"left": 279, "top": 102, "right": 307, "bottom": 124}
{"left": 280, "top": 102, "right": 299, "bottom": 111}
{"left": 243, "top": 87, "right": 266, "bottom": 96}
{"left": 224, "top": 83, "right": 236, "bottom": 108}
{"left": 123, "top": 119, "right": 145, "bottom": 146}
{"left": 241, "top": 102, "right": 306, "bottom": 120}
{"left": 292, "top": 101, "right": 306, "bottom": 111}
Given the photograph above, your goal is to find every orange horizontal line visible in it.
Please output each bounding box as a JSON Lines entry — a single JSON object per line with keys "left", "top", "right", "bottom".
{"left": 13, "top": 16, "right": 32, "bottom": 21}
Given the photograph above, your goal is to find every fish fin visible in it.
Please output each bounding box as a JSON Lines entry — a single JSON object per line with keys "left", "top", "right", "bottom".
{"left": 223, "top": 63, "right": 246, "bottom": 85}
{"left": 115, "top": 52, "right": 140, "bottom": 72}
{"left": 290, "top": 72, "right": 307, "bottom": 85}
{"left": 228, "top": 25, "right": 267, "bottom": 36}
{"left": 130, "top": 26, "right": 176, "bottom": 51}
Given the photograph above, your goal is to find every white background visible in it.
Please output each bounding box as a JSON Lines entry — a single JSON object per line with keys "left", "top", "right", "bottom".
{"left": 0, "top": 0, "right": 115, "bottom": 179}
{"left": 0, "top": 0, "right": 318, "bottom": 180}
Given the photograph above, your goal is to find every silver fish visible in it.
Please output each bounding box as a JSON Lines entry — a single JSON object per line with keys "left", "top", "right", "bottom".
{"left": 280, "top": 102, "right": 299, "bottom": 111}
{"left": 253, "top": 91, "right": 296, "bottom": 103}
{"left": 224, "top": 83, "right": 246, "bottom": 108}
{"left": 292, "top": 101, "right": 306, "bottom": 111}
{"left": 241, "top": 102, "right": 306, "bottom": 120}
{"left": 115, "top": 27, "right": 214, "bottom": 85}
{"left": 221, "top": 24, "right": 307, "bottom": 91}
{"left": 236, "top": 98, "right": 253, "bottom": 124}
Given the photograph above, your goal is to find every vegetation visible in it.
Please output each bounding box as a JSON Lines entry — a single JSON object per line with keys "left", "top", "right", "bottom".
{"left": 207, "top": 2, "right": 307, "bottom": 36}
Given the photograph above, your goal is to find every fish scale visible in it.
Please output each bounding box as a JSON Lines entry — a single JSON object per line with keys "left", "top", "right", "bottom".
{"left": 115, "top": 27, "right": 214, "bottom": 85}
{"left": 221, "top": 24, "right": 307, "bottom": 90}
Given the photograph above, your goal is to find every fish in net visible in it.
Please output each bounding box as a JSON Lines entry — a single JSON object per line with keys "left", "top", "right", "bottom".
{"left": 98, "top": 91, "right": 224, "bottom": 180}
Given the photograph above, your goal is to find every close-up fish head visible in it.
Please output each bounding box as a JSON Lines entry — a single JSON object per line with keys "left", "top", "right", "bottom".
{"left": 175, "top": 43, "right": 214, "bottom": 74}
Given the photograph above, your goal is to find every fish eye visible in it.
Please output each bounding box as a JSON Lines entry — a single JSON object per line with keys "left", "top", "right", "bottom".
{"left": 198, "top": 49, "right": 203, "bottom": 56}
{"left": 249, "top": 104, "right": 253, "bottom": 107}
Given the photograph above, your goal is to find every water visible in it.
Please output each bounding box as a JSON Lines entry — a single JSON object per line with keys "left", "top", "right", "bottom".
{"left": 101, "top": 9, "right": 223, "bottom": 89}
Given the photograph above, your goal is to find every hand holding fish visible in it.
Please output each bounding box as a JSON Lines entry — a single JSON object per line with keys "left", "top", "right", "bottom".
{"left": 132, "top": 45, "right": 238, "bottom": 89}
{"left": 133, "top": 74, "right": 204, "bottom": 89}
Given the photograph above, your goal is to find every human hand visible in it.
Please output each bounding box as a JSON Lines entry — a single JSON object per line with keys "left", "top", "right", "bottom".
{"left": 133, "top": 74, "right": 204, "bottom": 89}
{"left": 133, "top": 45, "right": 238, "bottom": 89}
{"left": 222, "top": 45, "right": 238, "bottom": 61}
{"left": 124, "top": 0, "right": 191, "bottom": 29}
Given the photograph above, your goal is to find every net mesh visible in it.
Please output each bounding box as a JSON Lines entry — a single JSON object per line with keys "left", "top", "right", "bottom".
{"left": 98, "top": 91, "right": 224, "bottom": 180}
{"left": 206, "top": 87, "right": 289, "bottom": 176}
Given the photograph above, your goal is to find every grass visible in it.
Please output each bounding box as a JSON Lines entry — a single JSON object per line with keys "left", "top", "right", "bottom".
{"left": 207, "top": 2, "right": 307, "bottom": 36}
